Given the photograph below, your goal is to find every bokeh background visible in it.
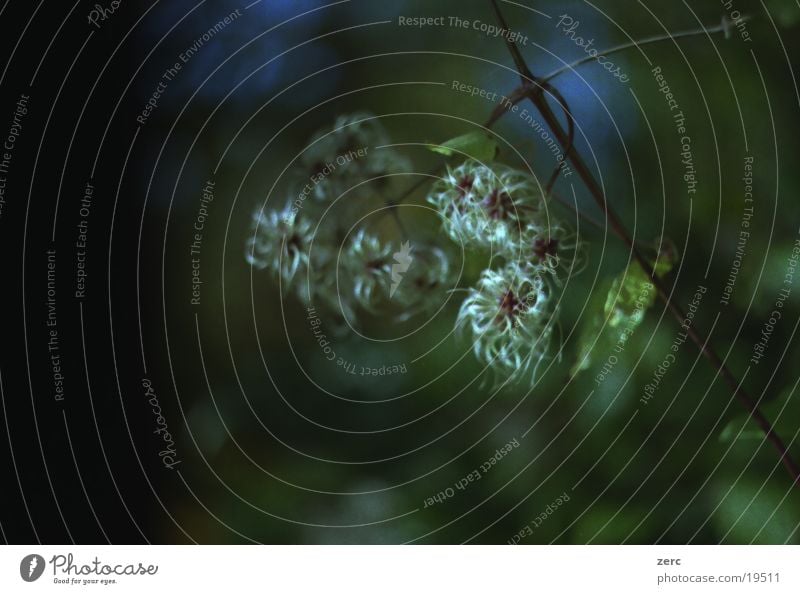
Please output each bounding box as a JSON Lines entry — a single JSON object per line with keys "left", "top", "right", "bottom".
{"left": 2, "top": 0, "right": 800, "bottom": 545}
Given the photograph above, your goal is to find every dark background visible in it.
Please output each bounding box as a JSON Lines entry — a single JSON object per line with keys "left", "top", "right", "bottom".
{"left": 1, "top": 0, "right": 799, "bottom": 544}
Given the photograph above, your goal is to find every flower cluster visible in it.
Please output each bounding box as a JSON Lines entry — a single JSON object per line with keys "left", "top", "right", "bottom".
{"left": 429, "top": 159, "right": 582, "bottom": 381}
{"left": 246, "top": 114, "right": 453, "bottom": 322}
{"left": 247, "top": 116, "right": 584, "bottom": 384}
{"left": 248, "top": 212, "right": 454, "bottom": 320}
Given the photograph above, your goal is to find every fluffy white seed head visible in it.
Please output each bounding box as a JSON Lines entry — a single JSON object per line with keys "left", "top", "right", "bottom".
{"left": 427, "top": 159, "right": 544, "bottom": 252}
{"left": 298, "top": 113, "right": 411, "bottom": 205}
{"left": 341, "top": 229, "right": 395, "bottom": 312}
{"left": 457, "top": 263, "right": 556, "bottom": 380}
{"left": 246, "top": 205, "right": 314, "bottom": 285}
{"left": 502, "top": 221, "right": 585, "bottom": 284}
{"left": 390, "top": 245, "right": 457, "bottom": 318}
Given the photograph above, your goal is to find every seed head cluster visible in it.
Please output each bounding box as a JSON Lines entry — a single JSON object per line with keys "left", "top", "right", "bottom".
{"left": 430, "top": 160, "right": 582, "bottom": 381}
{"left": 247, "top": 118, "right": 581, "bottom": 382}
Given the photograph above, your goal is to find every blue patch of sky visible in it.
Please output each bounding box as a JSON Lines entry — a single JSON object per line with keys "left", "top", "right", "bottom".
{"left": 477, "top": 1, "right": 639, "bottom": 182}
{"left": 138, "top": 0, "right": 339, "bottom": 103}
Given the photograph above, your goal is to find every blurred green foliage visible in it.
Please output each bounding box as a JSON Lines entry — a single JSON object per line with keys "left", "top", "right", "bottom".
{"left": 159, "top": 0, "right": 800, "bottom": 544}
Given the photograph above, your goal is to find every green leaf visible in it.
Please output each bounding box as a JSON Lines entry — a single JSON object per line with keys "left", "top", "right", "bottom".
{"left": 719, "top": 388, "right": 800, "bottom": 443}
{"left": 603, "top": 262, "right": 658, "bottom": 330}
{"left": 711, "top": 479, "right": 800, "bottom": 543}
{"left": 571, "top": 252, "right": 674, "bottom": 377}
{"left": 427, "top": 132, "right": 498, "bottom": 162}
{"left": 571, "top": 282, "right": 611, "bottom": 376}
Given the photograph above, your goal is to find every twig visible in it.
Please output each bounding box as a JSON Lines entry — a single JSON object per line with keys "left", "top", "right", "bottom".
{"left": 488, "top": 0, "right": 800, "bottom": 485}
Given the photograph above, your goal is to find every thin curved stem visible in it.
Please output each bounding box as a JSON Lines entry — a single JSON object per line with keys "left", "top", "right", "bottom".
{"left": 488, "top": 0, "right": 800, "bottom": 486}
